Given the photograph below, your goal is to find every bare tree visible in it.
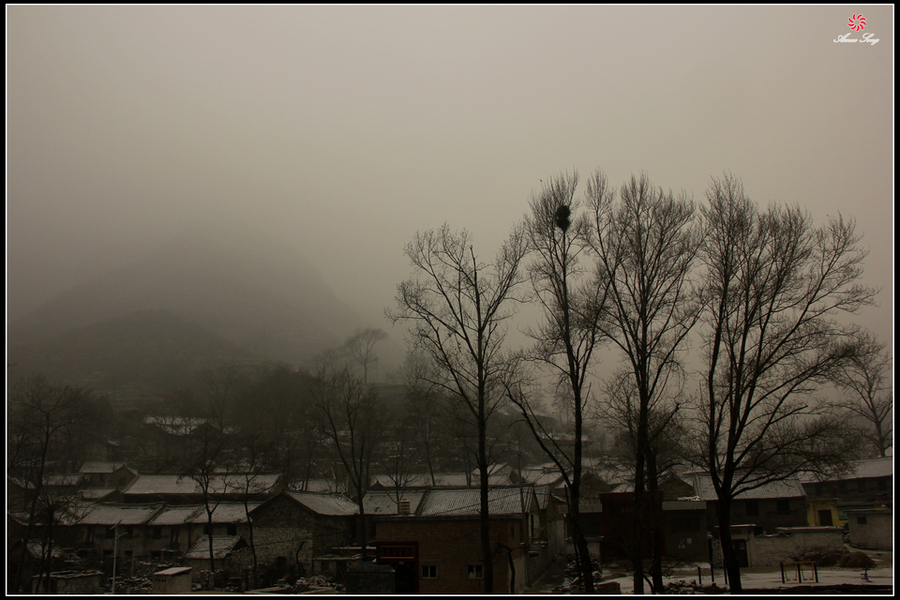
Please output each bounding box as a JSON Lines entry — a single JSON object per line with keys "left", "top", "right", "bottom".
{"left": 698, "top": 173, "right": 877, "bottom": 592}
{"left": 400, "top": 352, "right": 448, "bottom": 485}
{"left": 343, "top": 328, "right": 388, "bottom": 384}
{"left": 387, "top": 223, "right": 527, "bottom": 593}
{"left": 7, "top": 375, "right": 91, "bottom": 593}
{"left": 310, "top": 354, "right": 386, "bottom": 560}
{"left": 829, "top": 329, "right": 893, "bottom": 457}
{"left": 585, "top": 170, "right": 703, "bottom": 594}
{"left": 507, "top": 172, "right": 609, "bottom": 592}
{"left": 598, "top": 369, "right": 687, "bottom": 589}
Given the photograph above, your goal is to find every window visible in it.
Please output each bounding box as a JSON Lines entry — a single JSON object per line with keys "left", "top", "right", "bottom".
{"left": 170, "top": 527, "right": 180, "bottom": 545}
{"left": 152, "top": 526, "right": 162, "bottom": 539}
{"left": 467, "top": 565, "right": 484, "bottom": 579}
{"left": 745, "top": 500, "right": 759, "bottom": 517}
{"left": 776, "top": 499, "right": 791, "bottom": 514}
{"left": 421, "top": 565, "right": 438, "bottom": 579}
{"left": 857, "top": 516, "right": 867, "bottom": 525}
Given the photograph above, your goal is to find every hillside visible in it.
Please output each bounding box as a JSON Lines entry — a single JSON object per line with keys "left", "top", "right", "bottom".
{"left": 6, "top": 229, "right": 375, "bottom": 400}
{"left": 6, "top": 309, "right": 263, "bottom": 404}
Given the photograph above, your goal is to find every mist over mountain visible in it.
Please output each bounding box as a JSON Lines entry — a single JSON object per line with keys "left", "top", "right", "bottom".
{"left": 7, "top": 227, "right": 399, "bottom": 399}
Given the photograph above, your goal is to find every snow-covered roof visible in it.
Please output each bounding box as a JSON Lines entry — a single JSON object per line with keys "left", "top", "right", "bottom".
{"left": 147, "top": 505, "right": 203, "bottom": 526}
{"left": 187, "top": 502, "right": 261, "bottom": 524}
{"left": 183, "top": 535, "right": 245, "bottom": 560}
{"left": 289, "top": 479, "right": 344, "bottom": 494}
{"left": 77, "top": 503, "right": 163, "bottom": 526}
{"left": 848, "top": 457, "right": 894, "bottom": 479}
{"left": 80, "top": 488, "right": 118, "bottom": 501}
{"left": 282, "top": 491, "right": 359, "bottom": 516}
{"left": 416, "top": 486, "right": 534, "bottom": 518}
{"left": 363, "top": 490, "right": 427, "bottom": 515}
{"left": 690, "top": 473, "right": 806, "bottom": 501}
{"left": 122, "top": 473, "right": 281, "bottom": 497}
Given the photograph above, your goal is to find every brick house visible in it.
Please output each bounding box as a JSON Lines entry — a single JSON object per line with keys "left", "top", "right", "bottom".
{"left": 374, "top": 485, "right": 547, "bottom": 594}
{"left": 247, "top": 490, "right": 359, "bottom": 581}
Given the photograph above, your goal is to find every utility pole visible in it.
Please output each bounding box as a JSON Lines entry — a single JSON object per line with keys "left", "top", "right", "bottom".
{"left": 110, "top": 521, "right": 127, "bottom": 593}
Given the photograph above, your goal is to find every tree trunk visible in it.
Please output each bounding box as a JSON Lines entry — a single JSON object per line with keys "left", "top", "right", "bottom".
{"left": 647, "top": 450, "right": 664, "bottom": 592}
{"left": 717, "top": 499, "right": 743, "bottom": 593}
{"left": 478, "top": 418, "right": 494, "bottom": 593}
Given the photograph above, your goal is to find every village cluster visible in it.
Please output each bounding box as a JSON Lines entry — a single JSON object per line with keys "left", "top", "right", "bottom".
{"left": 8, "top": 452, "right": 892, "bottom": 594}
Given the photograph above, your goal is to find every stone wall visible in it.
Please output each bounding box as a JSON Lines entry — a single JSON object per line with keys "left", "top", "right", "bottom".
{"left": 747, "top": 527, "right": 844, "bottom": 567}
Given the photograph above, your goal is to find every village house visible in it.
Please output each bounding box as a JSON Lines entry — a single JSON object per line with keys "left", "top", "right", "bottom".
{"left": 79, "top": 462, "right": 138, "bottom": 489}
{"left": 247, "top": 490, "right": 359, "bottom": 583}
{"left": 802, "top": 456, "right": 893, "bottom": 527}
{"left": 374, "top": 485, "right": 549, "bottom": 594}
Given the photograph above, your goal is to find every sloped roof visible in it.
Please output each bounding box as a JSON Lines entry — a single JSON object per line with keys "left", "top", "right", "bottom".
{"left": 690, "top": 473, "right": 806, "bottom": 501}
{"left": 148, "top": 505, "right": 203, "bottom": 526}
{"left": 849, "top": 457, "right": 893, "bottom": 479}
{"left": 187, "top": 502, "right": 261, "bottom": 524}
{"left": 183, "top": 535, "right": 246, "bottom": 560}
{"left": 370, "top": 472, "right": 509, "bottom": 488}
{"left": 289, "top": 479, "right": 344, "bottom": 494}
{"left": 80, "top": 488, "right": 119, "bottom": 501}
{"left": 79, "top": 462, "right": 134, "bottom": 475}
{"left": 77, "top": 503, "right": 163, "bottom": 526}
{"left": 363, "top": 490, "right": 427, "bottom": 515}
{"left": 122, "top": 473, "right": 281, "bottom": 496}
{"left": 282, "top": 491, "right": 358, "bottom": 516}
{"left": 799, "top": 457, "right": 894, "bottom": 484}
{"left": 416, "top": 486, "right": 534, "bottom": 518}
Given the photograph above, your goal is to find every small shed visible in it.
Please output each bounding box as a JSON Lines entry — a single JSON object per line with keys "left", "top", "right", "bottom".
{"left": 845, "top": 507, "right": 893, "bottom": 551}
{"left": 151, "top": 566, "right": 193, "bottom": 594}
{"left": 32, "top": 570, "right": 104, "bottom": 594}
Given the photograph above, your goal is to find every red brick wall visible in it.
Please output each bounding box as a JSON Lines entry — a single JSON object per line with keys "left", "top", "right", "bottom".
{"left": 377, "top": 518, "right": 525, "bottom": 594}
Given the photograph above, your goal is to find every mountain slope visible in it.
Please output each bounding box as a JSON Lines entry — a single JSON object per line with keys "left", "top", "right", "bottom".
{"left": 7, "top": 228, "right": 369, "bottom": 388}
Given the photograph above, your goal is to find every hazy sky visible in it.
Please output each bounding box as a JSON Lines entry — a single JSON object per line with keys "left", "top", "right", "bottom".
{"left": 7, "top": 5, "right": 894, "bottom": 351}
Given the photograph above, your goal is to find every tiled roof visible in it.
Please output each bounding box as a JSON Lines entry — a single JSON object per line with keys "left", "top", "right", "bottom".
{"left": 363, "top": 490, "right": 427, "bottom": 515}
{"left": 187, "top": 502, "right": 261, "bottom": 524}
{"left": 122, "top": 473, "right": 280, "bottom": 496}
{"left": 416, "top": 486, "right": 533, "bottom": 518}
{"left": 847, "top": 457, "right": 893, "bottom": 480}
{"left": 283, "top": 491, "right": 359, "bottom": 516}
{"left": 690, "top": 473, "right": 805, "bottom": 501}
{"left": 148, "top": 505, "right": 203, "bottom": 526}
{"left": 77, "top": 503, "right": 163, "bottom": 526}
{"left": 183, "top": 535, "right": 244, "bottom": 560}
